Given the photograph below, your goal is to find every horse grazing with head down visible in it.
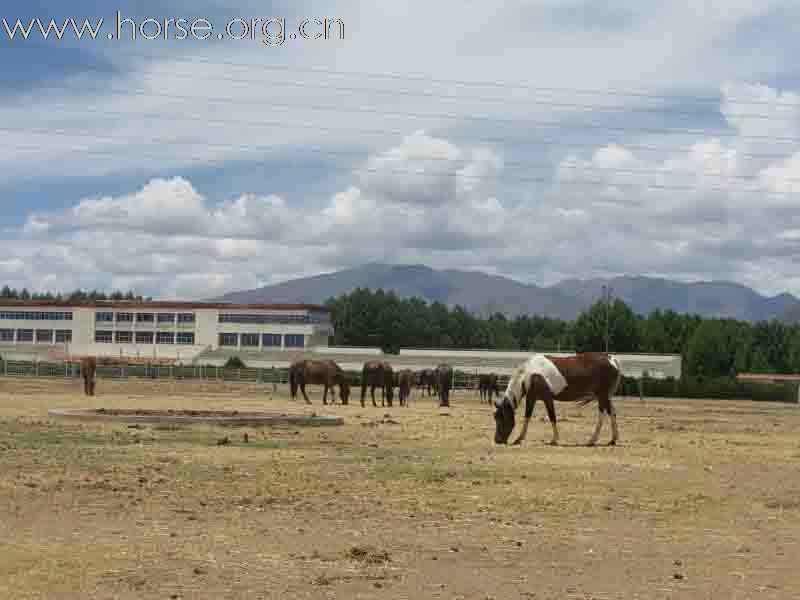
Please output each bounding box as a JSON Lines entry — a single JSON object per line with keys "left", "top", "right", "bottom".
{"left": 80, "top": 356, "right": 97, "bottom": 396}
{"left": 435, "top": 364, "right": 453, "bottom": 407}
{"left": 289, "top": 359, "right": 350, "bottom": 405}
{"left": 494, "top": 352, "right": 622, "bottom": 447}
{"left": 361, "top": 360, "right": 394, "bottom": 407}
{"left": 478, "top": 373, "right": 500, "bottom": 404}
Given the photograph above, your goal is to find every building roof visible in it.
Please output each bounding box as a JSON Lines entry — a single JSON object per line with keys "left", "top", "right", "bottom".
{"left": 0, "top": 299, "right": 330, "bottom": 312}
{"left": 737, "top": 373, "right": 800, "bottom": 382}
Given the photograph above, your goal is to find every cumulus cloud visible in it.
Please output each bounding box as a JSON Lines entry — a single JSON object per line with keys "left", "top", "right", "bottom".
{"left": 6, "top": 73, "right": 800, "bottom": 298}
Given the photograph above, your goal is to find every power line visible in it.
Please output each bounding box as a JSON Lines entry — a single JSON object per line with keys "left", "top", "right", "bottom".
{"left": 5, "top": 78, "right": 800, "bottom": 143}
{"left": 45, "top": 42, "right": 800, "bottom": 109}
{"left": 3, "top": 103, "right": 795, "bottom": 162}
{"left": 16, "top": 54, "right": 800, "bottom": 122}
{"left": 2, "top": 139, "right": 797, "bottom": 197}
{"left": 5, "top": 125, "right": 800, "bottom": 187}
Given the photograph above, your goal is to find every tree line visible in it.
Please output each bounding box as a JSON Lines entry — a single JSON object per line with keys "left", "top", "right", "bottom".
{"left": 325, "top": 288, "right": 800, "bottom": 378}
{"left": 1, "top": 287, "right": 150, "bottom": 302}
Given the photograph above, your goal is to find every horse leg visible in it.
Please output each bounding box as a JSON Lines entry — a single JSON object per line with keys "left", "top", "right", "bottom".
{"left": 588, "top": 396, "right": 608, "bottom": 446}
{"left": 608, "top": 396, "right": 619, "bottom": 445}
{"left": 360, "top": 383, "right": 367, "bottom": 407}
{"left": 543, "top": 397, "right": 559, "bottom": 445}
{"left": 322, "top": 384, "right": 329, "bottom": 405}
{"left": 512, "top": 391, "right": 537, "bottom": 446}
{"left": 300, "top": 383, "right": 312, "bottom": 405}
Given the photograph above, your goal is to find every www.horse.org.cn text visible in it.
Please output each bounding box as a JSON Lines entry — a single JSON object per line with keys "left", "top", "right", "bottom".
{"left": 1, "top": 13, "right": 346, "bottom": 46}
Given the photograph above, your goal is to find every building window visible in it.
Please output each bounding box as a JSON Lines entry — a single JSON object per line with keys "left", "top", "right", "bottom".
{"left": 95, "top": 312, "right": 113, "bottom": 323}
{"left": 16, "top": 329, "right": 33, "bottom": 343}
{"left": 240, "top": 333, "right": 260, "bottom": 348}
{"left": 176, "top": 332, "right": 195, "bottom": 345}
{"left": 219, "top": 333, "right": 238, "bottom": 347}
{"left": 218, "top": 313, "right": 316, "bottom": 325}
{"left": 116, "top": 312, "right": 134, "bottom": 323}
{"left": 0, "top": 311, "right": 73, "bottom": 321}
{"left": 177, "top": 313, "right": 195, "bottom": 324}
{"left": 137, "top": 313, "right": 154, "bottom": 323}
{"left": 95, "top": 330, "right": 113, "bottom": 343}
{"left": 36, "top": 329, "right": 53, "bottom": 344}
{"left": 55, "top": 330, "right": 72, "bottom": 343}
{"left": 156, "top": 332, "right": 175, "bottom": 345}
{"left": 285, "top": 334, "right": 305, "bottom": 348}
{"left": 0, "top": 329, "right": 14, "bottom": 343}
{"left": 262, "top": 334, "right": 282, "bottom": 348}
{"left": 157, "top": 313, "right": 175, "bottom": 324}
{"left": 136, "top": 331, "right": 154, "bottom": 344}
{"left": 115, "top": 331, "right": 133, "bottom": 344}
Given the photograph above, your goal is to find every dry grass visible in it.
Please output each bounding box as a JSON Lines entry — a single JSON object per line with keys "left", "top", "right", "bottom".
{"left": 1, "top": 376, "right": 799, "bottom": 599}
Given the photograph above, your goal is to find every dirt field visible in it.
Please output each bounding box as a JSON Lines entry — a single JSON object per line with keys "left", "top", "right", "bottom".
{"left": 1, "top": 377, "right": 799, "bottom": 599}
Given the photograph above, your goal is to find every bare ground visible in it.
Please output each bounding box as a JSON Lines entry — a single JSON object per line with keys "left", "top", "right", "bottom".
{"left": 1, "top": 376, "right": 799, "bottom": 599}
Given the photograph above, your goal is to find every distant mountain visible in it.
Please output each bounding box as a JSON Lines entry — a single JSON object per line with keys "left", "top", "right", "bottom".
{"left": 211, "top": 263, "right": 800, "bottom": 322}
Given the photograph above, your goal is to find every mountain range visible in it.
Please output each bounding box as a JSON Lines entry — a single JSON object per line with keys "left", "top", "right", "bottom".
{"left": 211, "top": 263, "right": 800, "bottom": 323}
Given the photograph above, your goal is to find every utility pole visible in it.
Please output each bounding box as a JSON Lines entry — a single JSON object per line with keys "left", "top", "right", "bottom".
{"left": 602, "top": 284, "right": 613, "bottom": 353}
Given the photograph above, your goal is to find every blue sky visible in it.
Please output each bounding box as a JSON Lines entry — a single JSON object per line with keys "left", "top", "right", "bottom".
{"left": 2, "top": 1, "right": 800, "bottom": 299}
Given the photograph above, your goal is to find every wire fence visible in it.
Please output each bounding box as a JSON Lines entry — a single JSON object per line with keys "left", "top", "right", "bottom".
{"left": 0, "top": 359, "right": 509, "bottom": 392}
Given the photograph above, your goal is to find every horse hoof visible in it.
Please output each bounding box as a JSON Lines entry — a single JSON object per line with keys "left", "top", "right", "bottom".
{"left": 609, "top": 439, "right": 617, "bottom": 446}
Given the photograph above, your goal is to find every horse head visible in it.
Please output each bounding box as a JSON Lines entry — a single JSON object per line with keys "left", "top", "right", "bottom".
{"left": 493, "top": 395, "right": 515, "bottom": 444}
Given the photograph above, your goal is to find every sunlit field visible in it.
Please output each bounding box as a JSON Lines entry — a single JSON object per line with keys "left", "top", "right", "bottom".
{"left": 1, "top": 376, "right": 799, "bottom": 599}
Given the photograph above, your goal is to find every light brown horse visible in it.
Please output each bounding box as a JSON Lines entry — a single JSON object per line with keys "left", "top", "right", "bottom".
{"left": 396, "top": 369, "right": 415, "bottom": 407}
{"left": 289, "top": 359, "right": 350, "bottom": 405}
{"left": 494, "top": 352, "right": 622, "bottom": 446}
{"left": 80, "top": 356, "right": 97, "bottom": 396}
{"left": 361, "top": 360, "right": 394, "bottom": 407}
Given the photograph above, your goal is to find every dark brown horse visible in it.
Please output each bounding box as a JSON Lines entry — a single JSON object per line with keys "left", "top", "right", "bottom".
{"left": 289, "top": 359, "right": 350, "bottom": 405}
{"left": 436, "top": 364, "right": 453, "bottom": 407}
{"left": 80, "top": 356, "right": 97, "bottom": 396}
{"left": 361, "top": 360, "right": 394, "bottom": 407}
{"left": 478, "top": 373, "right": 500, "bottom": 404}
{"left": 396, "top": 369, "right": 414, "bottom": 407}
{"left": 417, "top": 369, "right": 438, "bottom": 396}
{"left": 494, "top": 352, "right": 622, "bottom": 446}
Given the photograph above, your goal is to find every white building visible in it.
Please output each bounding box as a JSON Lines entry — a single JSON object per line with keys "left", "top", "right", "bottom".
{"left": 0, "top": 300, "right": 334, "bottom": 362}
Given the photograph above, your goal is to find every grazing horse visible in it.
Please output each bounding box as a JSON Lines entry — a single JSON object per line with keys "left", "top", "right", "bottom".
{"left": 417, "top": 369, "right": 439, "bottom": 396}
{"left": 478, "top": 373, "right": 500, "bottom": 404}
{"left": 494, "top": 352, "right": 622, "bottom": 447}
{"left": 435, "top": 364, "right": 453, "bottom": 407}
{"left": 396, "top": 369, "right": 414, "bottom": 407}
{"left": 361, "top": 360, "right": 395, "bottom": 407}
{"left": 289, "top": 359, "right": 350, "bottom": 405}
{"left": 80, "top": 357, "right": 97, "bottom": 396}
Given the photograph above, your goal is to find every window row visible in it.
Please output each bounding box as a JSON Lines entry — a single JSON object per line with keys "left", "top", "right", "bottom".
{"left": 95, "top": 312, "right": 196, "bottom": 324}
{"left": 94, "top": 331, "right": 196, "bottom": 345}
{"left": 218, "top": 313, "right": 328, "bottom": 325}
{"left": 217, "top": 333, "right": 304, "bottom": 348}
{"left": 0, "top": 311, "right": 73, "bottom": 321}
{"left": 0, "top": 329, "right": 72, "bottom": 343}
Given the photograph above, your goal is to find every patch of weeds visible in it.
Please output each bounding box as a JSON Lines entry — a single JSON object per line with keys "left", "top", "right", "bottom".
{"left": 346, "top": 545, "right": 391, "bottom": 565}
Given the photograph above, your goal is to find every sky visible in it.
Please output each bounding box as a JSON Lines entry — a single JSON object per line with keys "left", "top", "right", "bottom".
{"left": 2, "top": 1, "right": 800, "bottom": 300}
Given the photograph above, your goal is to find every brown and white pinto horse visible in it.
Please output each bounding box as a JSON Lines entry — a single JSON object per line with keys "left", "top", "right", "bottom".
{"left": 289, "top": 359, "right": 350, "bottom": 405}
{"left": 361, "top": 360, "right": 394, "bottom": 407}
{"left": 80, "top": 357, "right": 97, "bottom": 396}
{"left": 494, "top": 352, "right": 622, "bottom": 446}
